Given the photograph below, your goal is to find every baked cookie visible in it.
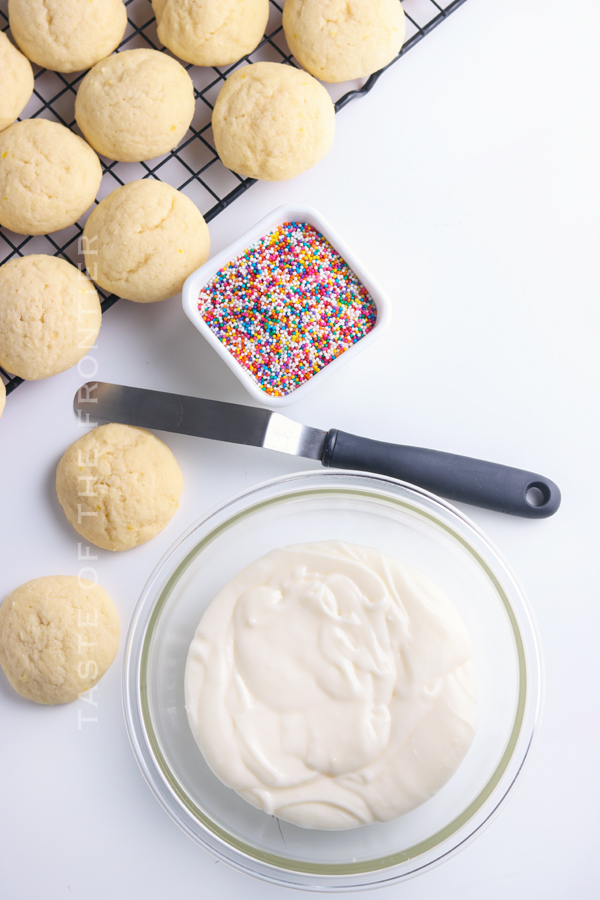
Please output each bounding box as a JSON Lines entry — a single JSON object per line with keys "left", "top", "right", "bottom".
{"left": 212, "top": 62, "right": 335, "bottom": 181}
{"left": 152, "top": 0, "right": 269, "bottom": 66}
{"left": 0, "top": 32, "right": 34, "bottom": 132}
{"left": 0, "top": 119, "right": 102, "bottom": 235}
{"left": 0, "top": 378, "right": 5, "bottom": 419}
{"left": 0, "top": 255, "right": 101, "bottom": 380}
{"left": 56, "top": 423, "right": 184, "bottom": 551}
{"left": 75, "top": 49, "right": 195, "bottom": 162}
{"left": 0, "top": 575, "right": 120, "bottom": 705}
{"left": 8, "top": 0, "right": 127, "bottom": 74}
{"left": 282, "top": 0, "right": 406, "bottom": 83}
{"left": 83, "top": 180, "right": 210, "bottom": 303}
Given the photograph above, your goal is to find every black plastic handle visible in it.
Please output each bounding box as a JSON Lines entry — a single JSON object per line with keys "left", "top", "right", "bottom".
{"left": 321, "top": 430, "right": 560, "bottom": 518}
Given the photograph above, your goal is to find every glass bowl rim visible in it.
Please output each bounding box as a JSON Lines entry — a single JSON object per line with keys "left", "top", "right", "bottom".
{"left": 123, "top": 470, "right": 542, "bottom": 891}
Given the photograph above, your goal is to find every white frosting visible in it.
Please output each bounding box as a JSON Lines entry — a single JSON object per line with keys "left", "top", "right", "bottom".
{"left": 185, "top": 541, "right": 477, "bottom": 830}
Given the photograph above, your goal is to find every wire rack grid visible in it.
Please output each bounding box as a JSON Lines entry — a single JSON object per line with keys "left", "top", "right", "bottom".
{"left": 0, "top": 0, "right": 468, "bottom": 397}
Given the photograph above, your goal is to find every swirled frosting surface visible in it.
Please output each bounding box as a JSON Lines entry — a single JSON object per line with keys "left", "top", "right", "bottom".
{"left": 185, "top": 541, "right": 477, "bottom": 830}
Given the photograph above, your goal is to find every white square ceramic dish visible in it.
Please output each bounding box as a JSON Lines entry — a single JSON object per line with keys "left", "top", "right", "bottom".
{"left": 182, "top": 205, "right": 391, "bottom": 408}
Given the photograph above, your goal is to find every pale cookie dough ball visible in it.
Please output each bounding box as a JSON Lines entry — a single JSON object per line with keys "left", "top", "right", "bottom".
{"left": 0, "top": 255, "right": 101, "bottom": 380}
{"left": 0, "top": 379, "right": 5, "bottom": 419}
{"left": 283, "top": 0, "right": 406, "bottom": 83}
{"left": 83, "top": 180, "right": 210, "bottom": 303}
{"left": 75, "top": 49, "right": 195, "bottom": 162}
{"left": 0, "top": 576, "right": 120, "bottom": 705}
{"left": 152, "top": 0, "right": 269, "bottom": 66}
{"left": 0, "top": 32, "right": 34, "bottom": 132}
{"left": 0, "top": 119, "right": 102, "bottom": 235}
{"left": 212, "top": 62, "right": 335, "bottom": 181}
{"left": 56, "top": 423, "right": 184, "bottom": 551}
{"left": 8, "top": 0, "right": 127, "bottom": 74}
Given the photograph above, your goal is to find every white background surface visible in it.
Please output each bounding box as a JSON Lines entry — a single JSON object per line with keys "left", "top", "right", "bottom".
{"left": 1, "top": 0, "right": 599, "bottom": 897}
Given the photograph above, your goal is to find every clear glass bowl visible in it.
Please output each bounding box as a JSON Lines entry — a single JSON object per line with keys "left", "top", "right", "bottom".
{"left": 123, "top": 471, "right": 542, "bottom": 891}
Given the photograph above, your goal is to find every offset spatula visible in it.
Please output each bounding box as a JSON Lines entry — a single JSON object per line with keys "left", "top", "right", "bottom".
{"left": 74, "top": 382, "right": 560, "bottom": 519}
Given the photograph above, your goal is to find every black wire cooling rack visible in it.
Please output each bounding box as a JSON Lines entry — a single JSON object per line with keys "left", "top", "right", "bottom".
{"left": 0, "top": 0, "right": 468, "bottom": 397}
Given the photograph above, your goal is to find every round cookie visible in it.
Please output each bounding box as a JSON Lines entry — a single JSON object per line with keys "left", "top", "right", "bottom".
{"left": 56, "top": 423, "right": 184, "bottom": 551}
{"left": 282, "top": 0, "right": 406, "bottom": 83}
{"left": 75, "top": 49, "right": 195, "bottom": 162}
{"left": 152, "top": 0, "right": 269, "bottom": 67}
{"left": 0, "top": 119, "right": 102, "bottom": 235}
{"left": 8, "top": 0, "right": 127, "bottom": 74}
{"left": 0, "top": 378, "right": 5, "bottom": 419}
{"left": 0, "top": 255, "right": 101, "bottom": 380}
{"left": 83, "top": 180, "right": 210, "bottom": 303}
{"left": 212, "top": 62, "right": 335, "bottom": 181}
{"left": 0, "top": 576, "right": 119, "bottom": 705}
{"left": 0, "top": 32, "right": 34, "bottom": 132}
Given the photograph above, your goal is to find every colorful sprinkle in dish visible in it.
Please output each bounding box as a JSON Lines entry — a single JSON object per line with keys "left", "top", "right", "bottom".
{"left": 197, "top": 222, "right": 377, "bottom": 397}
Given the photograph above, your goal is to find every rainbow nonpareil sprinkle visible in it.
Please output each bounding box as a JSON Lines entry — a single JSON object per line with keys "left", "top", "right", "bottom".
{"left": 198, "top": 222, "right": 377, "bottom": 396}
